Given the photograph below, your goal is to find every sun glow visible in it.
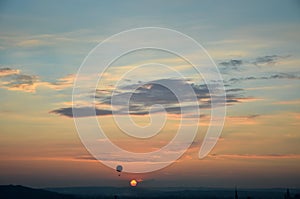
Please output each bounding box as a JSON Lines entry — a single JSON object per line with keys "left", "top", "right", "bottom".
{"left": 130, "top": 179, "right": 137, "bottom": 187}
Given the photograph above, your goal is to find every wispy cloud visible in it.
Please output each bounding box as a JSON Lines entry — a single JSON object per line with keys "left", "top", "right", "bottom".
{"left": 228, "top": 72, "right": 300, "bottom": 83}
{"left": 0, "top": 29, "right": 99, "bottom": 49}
{"left": 16, "top": 39, "right": 50, "bottom": 47}
{"left": 252, "top": 55, "right": 288, "bottom": 66}
{"left": 42, "top": 74, "right": 74, "bottom": 90}
{"left": 225, "top": 114, "right": 260, "bottom": 125}
{"left": 272, "top": 99, "right": 300, "bottom": 105}
{"left": 208, "top": 153, "right": 300, "bottom": 160}
{"left": 219, "top": 59, "right": 243, "bottom": 67}
{"left": 0, "top": 73, "right": 39, "bottom": 92}
{"left": 0, "top": 67, "right": 20, "bottom": 77}
{"left": 218, "top": 54, "right": 290, "bottom": 73}
{"left": 0, "top": 67, "right": 74, "bottom": 92}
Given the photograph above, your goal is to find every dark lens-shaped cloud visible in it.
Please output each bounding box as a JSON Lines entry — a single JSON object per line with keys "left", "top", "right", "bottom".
{"left": 51, "top": 79, "right": 252, "bottom": 118}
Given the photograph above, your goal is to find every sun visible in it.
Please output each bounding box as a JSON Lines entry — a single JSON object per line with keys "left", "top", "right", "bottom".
{"left": 130, "top": 179, "right": 137, "bottom": 187}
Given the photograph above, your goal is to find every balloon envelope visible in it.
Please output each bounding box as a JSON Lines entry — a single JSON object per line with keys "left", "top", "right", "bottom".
{"left": 116, "top": 165, "right": 123, "bottom": 172}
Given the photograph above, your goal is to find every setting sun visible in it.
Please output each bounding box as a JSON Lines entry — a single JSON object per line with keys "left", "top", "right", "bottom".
{"left": 130, "top": 179, "right": 137, "bottom": 187}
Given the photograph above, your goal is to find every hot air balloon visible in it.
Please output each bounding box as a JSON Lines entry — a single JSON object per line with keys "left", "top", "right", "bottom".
{"left": 116, "top": 165, "right": 123, "bottom": 176}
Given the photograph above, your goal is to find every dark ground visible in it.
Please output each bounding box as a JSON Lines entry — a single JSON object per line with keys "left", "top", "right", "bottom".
{"left": 1, "top": 184, "right": 299, "bottom": 199}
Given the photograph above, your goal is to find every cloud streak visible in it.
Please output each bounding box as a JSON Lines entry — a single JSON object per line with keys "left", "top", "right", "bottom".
{"left": 218, "top": 54, "right": 290, "bottom": 73}
{"left": 225, "top": 114, "right": 260, "bottom": 125}
{"left": 252, "top": 55, "right": 286, "bottom": 66}
{"left": 219, "top": 59, "right": 243, "bottom": 67}
{"left": 228, "top": 72, "right": 300, "bottom": 83}
{"left": 208, "top": 153, "right": 300, "bottom": 160}
{"left": 50, "top": 107, "right": 112, "bottom": 118}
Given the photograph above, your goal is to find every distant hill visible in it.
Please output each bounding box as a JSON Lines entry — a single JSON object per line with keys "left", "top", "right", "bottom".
{"left": 47, "top": 186, "right": 300, "bottom": 199}
{"left": 1, "top": 185, "right": 300, "bottom": 199}
{"left": 0, "top": 185, "right": 76, "bottom": 199}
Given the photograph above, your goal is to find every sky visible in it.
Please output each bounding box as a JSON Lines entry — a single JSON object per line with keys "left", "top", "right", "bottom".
{"left": 0, "top": 0, "right": 300, "bottom": 188}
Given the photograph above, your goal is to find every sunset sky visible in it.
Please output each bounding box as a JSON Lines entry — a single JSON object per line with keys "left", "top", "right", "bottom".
{"left": 0, "top": 0, "right": 300, "bottom": 188}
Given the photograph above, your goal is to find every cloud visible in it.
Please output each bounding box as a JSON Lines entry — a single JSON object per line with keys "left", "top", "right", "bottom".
{"left": 0, "top": 67, "right": 74, "bottom": 92}
{"left": 72, "top": 142, "right": 196, "bottom": 163}
{"left": 218, "top": 59, "right": 244, "bottom": 73}
{"left": 252, "top": 55, "right": 286, "bottom": 66}
{"left": 208, "top": 153, "right": 300, "bottom": 160}
{"left": 42, "top": 74, "right": 75, "bottom": 90}
{"left": 50, "top": 107, "right": 112, "bottom": 118}
{"left": 98, "top": 79, "right": 238, "bottom": 114}
{"left": 0, "top": 67, "right": 20, "bottom": 77}
{"left": 0, "top": 73, "right": 39, "bottom": 92}
{"left": 51, "top": 79, "right": 254, "bottom": 118}
{"left": 219, "top": 59, "right": 243, "bottom": 67}
{"left": 226, "top": 114, "right": 260, "bottom": 125}
{"left": 268, "top": 73, "right": 300, "bottom": 79}
{"left": 0, "top": 29, "right": 98, "bottom": 50}
{"left": 273, "top": 99, "right": 300, "bottom": 105}
{"left": 228, "top": 72, "right": 300, "bottom": 83}
{"left": 17, "top": 39, "right": 49, "bottom": 47}
{"left": 219, "top": 54, "right": 289, "bottom": 74}
{"left": 226, "top": 88, "right": 244, "bottom": 92}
